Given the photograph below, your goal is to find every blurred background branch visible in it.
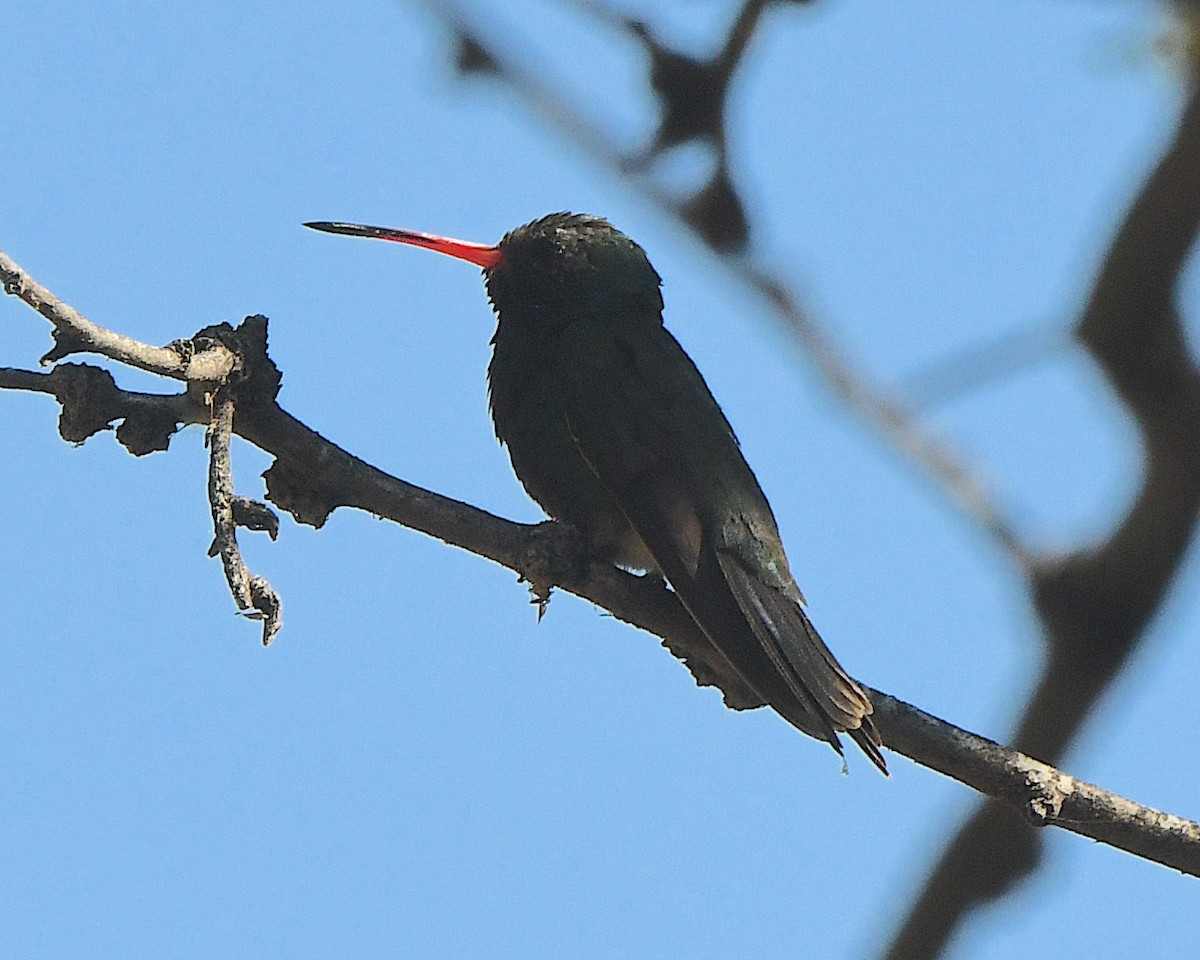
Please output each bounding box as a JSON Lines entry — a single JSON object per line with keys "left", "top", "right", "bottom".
{"left": 424, "top": 0, "right": 1032, "bottom": 565}
{"left": 410, "top": 1, "right": 1200, "bottom": 956}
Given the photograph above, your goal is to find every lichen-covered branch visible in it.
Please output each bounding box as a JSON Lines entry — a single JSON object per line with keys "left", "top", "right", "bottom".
{"left": 0, "top": 250, "right": 235, "bottom": 383}
{"left": 205, "top": 388, "right": 282, "bottom": 645}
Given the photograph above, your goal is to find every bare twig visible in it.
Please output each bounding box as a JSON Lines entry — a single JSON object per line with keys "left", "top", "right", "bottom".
{"left": 2, "top": 247, "right": 282, "bottom": 645}
{"left": 205, "top": 388, "right": 283, "bottom": 645}
{"left": 0, "top": 250, "right": 235, "bottom": 383}
{"left": 747, "top": 269, "right": 1032, "bottom": 563}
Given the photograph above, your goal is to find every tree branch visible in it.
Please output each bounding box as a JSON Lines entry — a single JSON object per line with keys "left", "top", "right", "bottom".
{"left": 0, "top": 250, "right": 236, "bottom": 383}
{"left": 2, "top": 249, "right": 1198, "bottom": 876}
{"left": 883, "top": 72, "right": 1200, "bottom": 960}
{"left": 205, "top": 387, "right": 283, "bottom": 645}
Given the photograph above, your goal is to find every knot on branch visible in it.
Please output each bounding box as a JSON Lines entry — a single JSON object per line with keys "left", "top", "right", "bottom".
{"left": 51, "top": 362, "right": 123, "bottom": 444}
{"left": 630, "top": 19, "right": 726, "bottom": 153}
{"left": 205, "top": 496, "right": 280, "bottom": 556}
{"left": 245, "top": 574, "right": 283, "bottom": 646}
{"left": 262, "top": 458, "right": 337, "bottom": 529}
{"left": 232, "top": 495, "right": 280, "bottom": 539}
{"left": 184, "top": 315, "right": 282, "bottom": 405}
{"left": 41, "top": 362, "right": 182, "bottom": 454}
{"left": 453, "top": 31, "right": 499, "bottom": 76}
{"left": 114, "top": 406, "right": 182, "bottom": 456}
{"left": 1023, "top": 769, "right": 1067, "bottom": 826}
{"left": 682, "top": 163, "right": 749, "bottom": 252}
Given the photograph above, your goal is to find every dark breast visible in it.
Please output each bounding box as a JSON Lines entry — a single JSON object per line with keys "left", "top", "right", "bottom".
{"left": 487, "top": 321, "right": 654, "bottom": 569}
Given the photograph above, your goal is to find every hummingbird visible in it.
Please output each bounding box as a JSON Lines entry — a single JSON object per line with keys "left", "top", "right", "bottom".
{"left": 305, "top": 213, "right": 886, "bottom": 774}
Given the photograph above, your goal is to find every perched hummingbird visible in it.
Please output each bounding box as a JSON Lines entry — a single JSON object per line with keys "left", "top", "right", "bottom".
{"left": 306, "top": 213, "right": 886, "bottom": 773}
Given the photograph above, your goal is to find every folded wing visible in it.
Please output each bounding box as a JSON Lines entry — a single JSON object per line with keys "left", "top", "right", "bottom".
{"left": 554, "top": 317, "right": 885, "bottom": 773}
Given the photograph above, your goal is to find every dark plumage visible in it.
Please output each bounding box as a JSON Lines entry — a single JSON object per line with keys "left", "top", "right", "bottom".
{"left": 306, "top": 212, "right": 886, "bottom": 774}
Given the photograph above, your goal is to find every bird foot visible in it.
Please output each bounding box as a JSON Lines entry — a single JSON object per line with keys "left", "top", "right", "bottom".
{"left": 518, "top": 520, "right": 590, "bottom": 620}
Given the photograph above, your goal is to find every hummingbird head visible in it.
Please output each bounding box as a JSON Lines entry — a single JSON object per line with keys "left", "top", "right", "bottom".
{"left": 485, "top": 213, "right": 663, "bottom": 326}
{"left": 305, "top": 212, "right": 663, "bottom": 330}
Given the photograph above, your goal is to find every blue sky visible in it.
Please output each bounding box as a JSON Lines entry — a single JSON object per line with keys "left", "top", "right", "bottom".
{"left": 3, "top": 1, "right": 1198, "bottom": 958}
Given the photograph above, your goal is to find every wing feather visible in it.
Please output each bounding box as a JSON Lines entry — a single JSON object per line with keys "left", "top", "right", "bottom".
{"left": 554, "top": 318, "right": 885, "bottom": 772}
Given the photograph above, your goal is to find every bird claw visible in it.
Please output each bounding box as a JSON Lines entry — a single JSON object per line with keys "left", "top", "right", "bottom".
{"left": 517, "top": 520, "right": 590, "bottom": 620}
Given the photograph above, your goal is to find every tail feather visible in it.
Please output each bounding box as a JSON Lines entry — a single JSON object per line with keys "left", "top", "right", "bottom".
{"left": 849, "top": 720, "right": 888, "bottom": 776}
{"left": 716, "top": 549, "right": 887, "bottom": 775}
